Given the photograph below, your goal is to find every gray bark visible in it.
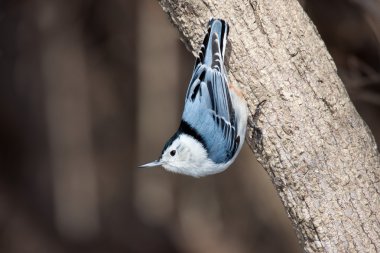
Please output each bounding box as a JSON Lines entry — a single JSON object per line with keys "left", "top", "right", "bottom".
{"left": 158, "top": 0, "right": 380, "bottom": 252}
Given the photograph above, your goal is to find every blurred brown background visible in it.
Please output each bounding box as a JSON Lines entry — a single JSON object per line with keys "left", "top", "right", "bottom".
{"left": 0, "top": 0, "right": 379, "bottom": 252}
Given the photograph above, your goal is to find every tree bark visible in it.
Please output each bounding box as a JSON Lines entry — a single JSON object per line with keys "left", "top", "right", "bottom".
{"left": 157, "top": 0, "right": 380, "bottom": 252}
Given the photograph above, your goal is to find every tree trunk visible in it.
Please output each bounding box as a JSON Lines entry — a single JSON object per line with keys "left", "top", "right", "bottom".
{"left": 157, "top": 0, "right": 380, "bottom": 252}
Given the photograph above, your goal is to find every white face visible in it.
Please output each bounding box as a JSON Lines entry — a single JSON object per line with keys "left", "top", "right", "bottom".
{"left": 139, "top": 134, "right": 232, "bottom": 177}
{"left": 140, "top": 134, "right": 235, "bottom": 177}
{"left": 160, "top": 134, "right": 210, "bottom": 177}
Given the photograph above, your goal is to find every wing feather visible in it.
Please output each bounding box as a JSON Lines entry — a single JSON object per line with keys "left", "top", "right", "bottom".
{"left": 183, "top": 65, "right": 238, "bottom": 163}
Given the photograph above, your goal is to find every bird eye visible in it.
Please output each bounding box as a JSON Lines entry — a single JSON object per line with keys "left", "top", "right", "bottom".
{"left": 170, "top": 150, "right": 176, "bottom": 156}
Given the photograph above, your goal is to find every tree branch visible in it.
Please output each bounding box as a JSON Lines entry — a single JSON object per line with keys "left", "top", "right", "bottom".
{"left": 158, "top": 0, "right": 380, "bottom": 252}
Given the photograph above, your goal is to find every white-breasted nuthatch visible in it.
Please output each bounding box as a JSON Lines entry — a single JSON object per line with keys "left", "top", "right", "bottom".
{"left": 139, "top": 18, "right": 248, "bottom": 177}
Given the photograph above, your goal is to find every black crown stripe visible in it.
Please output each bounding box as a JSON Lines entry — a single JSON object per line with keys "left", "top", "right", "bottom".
{"left": 179, "top": 120, "right": 207, "bottom": 149}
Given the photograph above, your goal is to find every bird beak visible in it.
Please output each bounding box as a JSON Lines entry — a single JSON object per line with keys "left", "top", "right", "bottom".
{"left": 138, "top": 160, "right": 163, "bottom": 168}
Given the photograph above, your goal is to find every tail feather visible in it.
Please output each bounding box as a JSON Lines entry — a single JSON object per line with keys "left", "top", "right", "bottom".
{"left": 195, "top": 19, "right": 229, "bottom": 69}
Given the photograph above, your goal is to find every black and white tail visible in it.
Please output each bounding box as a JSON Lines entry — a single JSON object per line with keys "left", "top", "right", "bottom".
{"left": 195, "top": 18, "right": 229, "bottom": 70}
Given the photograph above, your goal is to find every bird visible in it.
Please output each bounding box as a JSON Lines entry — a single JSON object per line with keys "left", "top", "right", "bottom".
{"left": 139, "top": 18, "right": 248, "bottom": 177}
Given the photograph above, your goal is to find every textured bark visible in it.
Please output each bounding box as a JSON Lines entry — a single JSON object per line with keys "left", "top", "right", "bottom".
{"left": 157, "top": 0, "right": 380, "bottom": 252}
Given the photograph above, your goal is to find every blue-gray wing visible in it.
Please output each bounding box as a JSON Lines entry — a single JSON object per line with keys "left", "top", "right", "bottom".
{"left": 182, "top": 63, "right": 239, "bottom": 164}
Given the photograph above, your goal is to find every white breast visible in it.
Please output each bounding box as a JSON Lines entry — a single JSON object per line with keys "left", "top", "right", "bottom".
{"left": 162, "top": 134, "right": 231, "bottom": 177}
